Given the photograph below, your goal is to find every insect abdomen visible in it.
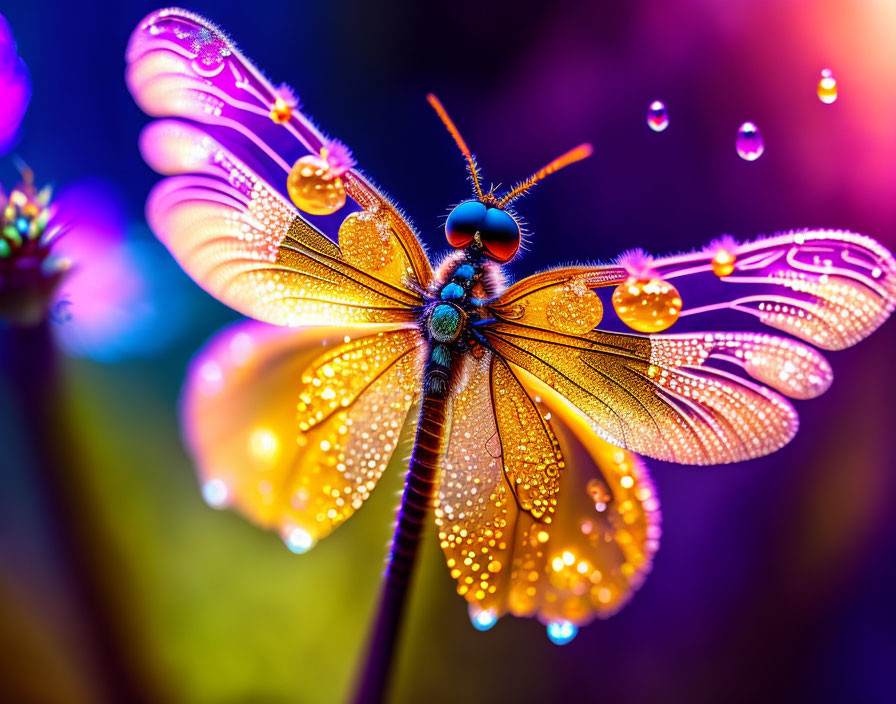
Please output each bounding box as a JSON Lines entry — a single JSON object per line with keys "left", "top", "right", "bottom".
{"left": 387, "top": 387, "right": 448, "bottom": 586}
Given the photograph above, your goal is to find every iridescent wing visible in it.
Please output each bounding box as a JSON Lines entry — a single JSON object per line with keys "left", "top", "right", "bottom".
{"left": 491, "top": 230, "right": 896, "bottom": 349}
{"left": 126, "top": 8, "right": 432, "bottom": 327}
{"left": 484, "top": 230, "right": 896, "bottom": 464}
{"left": 182, "top": 320, "right": 424, "bottom": 550}
{"left": 437, "top": 353, "right": 659, "bottom": 629}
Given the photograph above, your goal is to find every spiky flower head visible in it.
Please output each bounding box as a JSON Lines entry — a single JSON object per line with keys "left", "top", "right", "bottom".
{"left": 0, "top": 169, "right": 69, "bottom": 326}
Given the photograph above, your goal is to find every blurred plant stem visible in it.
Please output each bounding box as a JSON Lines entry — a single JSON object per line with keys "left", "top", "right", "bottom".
{"left": 4, "top": 320, "right": 155, "bottom": 704}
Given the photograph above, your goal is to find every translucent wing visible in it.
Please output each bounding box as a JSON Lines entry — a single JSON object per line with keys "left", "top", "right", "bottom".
{"left": 483, "top": 229, "right": 896, "bottom": 464}
{"left": 126, "top": 8, "right": 432, "bottom": 326}
{"left": 437, "top": 354, "right": 659, "bottom": 627}
{"left": 484, "top": 324, "right": 832, "bottom": 464}
{"left": 182, "top": 320, "right": 424, "bottom": 550}
{"left": 490, "top": 230, "right": 896, "bottom": 350}
{"left": 141, "top": 120, "right": 421, "bottom": 326}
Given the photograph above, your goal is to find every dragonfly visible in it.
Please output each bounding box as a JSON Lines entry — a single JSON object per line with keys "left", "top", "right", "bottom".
{"left": 126, "top": 3, "right": 896, "bottom": 678}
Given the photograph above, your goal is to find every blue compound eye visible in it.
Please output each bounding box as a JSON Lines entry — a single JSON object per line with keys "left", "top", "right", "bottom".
{"left": 479, "top": 207, "right": 521, "bottom": 263}
{"left": 445, "top": 200, "right": 487, "bottom": 249}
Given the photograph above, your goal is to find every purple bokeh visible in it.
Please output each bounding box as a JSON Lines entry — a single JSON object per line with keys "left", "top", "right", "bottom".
{"left": 47, "top": 179, "right": 191, "bottom": 362}
{"left": 0, "top": 12, "right": 31, "bottom": 155}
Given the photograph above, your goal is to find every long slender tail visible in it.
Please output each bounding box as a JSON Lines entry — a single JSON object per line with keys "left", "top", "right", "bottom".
{"left": 351, "top": 389, "right": 448, "bottom": 704}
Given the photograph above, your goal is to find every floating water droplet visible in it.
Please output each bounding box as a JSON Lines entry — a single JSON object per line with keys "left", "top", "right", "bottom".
{"left": 646, "top": 100, "right": 669, "bottom": 132}
{"left": 468, "top": 604, "right": 498, "bottom": 631}
{"left": 736, "top": 122, "right": 764, "bottom": 161}
{"left": 283, "top": 526, "right": 315, "bottom": 554}
{"left": 201, "top": 478, "right": 230, "bottom": 508}
{"left": 546, "top": 620, "right": 578, "bottom": 645}
{"left": 817, "top": 68, "right": 837, "bottom": 104}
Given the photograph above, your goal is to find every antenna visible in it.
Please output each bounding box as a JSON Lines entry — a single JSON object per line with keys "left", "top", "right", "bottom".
{"left": 426, "top": 93, "right": 485, "bottom": 200}
{"left": 497, "top": 143, "right": 593, "bottom": 208}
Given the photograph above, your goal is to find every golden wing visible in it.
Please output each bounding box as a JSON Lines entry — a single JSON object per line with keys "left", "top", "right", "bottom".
{"left": 483, "top": 230, "right": 896, "bottom": 464}
{"left": 437, "top": 353, "right": 658, "bottom": 630}
{"left": 484, "top": 323, "right": 829, "bottom": 464}
{"left": 126, "top": 9, "right": 432, "bottom": 327}
{"left": 182, "top": 320, "right": 424, "bottom": 550}
{"left": 491, "top": 230, "right": 896, "bottom": 350}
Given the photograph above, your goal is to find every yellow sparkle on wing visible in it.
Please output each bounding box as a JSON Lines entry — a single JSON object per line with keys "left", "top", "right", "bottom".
{"left": 248, "top": 428, "right": 279, "bottom": 461}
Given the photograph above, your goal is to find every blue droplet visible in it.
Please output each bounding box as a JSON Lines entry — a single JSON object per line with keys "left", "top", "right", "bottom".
{"left": 16, "top": 217, "right": 29, "bottom": 233}
{"left": 283, "top": 527, "right": 314, "bottom": 554}
{"left": 546, "top": 620, "right": 578, "bottom": 645}
{"left": 468, "top": 605, "right": 498, "bottom": 631}
{"left": 201, "top": 478, "right": 230, "bottom": 508}
{"left": 440, "top": 282, "right": 464, "bottom": 300}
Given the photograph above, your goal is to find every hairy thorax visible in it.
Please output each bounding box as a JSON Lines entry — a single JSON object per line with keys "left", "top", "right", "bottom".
{"left": 418, "top": 251, "right": 507, "bottom": 394}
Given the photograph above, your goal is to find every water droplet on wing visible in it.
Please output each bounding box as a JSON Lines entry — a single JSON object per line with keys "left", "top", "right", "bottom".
{"left": 202, "top": 478, "right": 230, "bottom": 508}
{"left": 468, "top": 604, "right": 498, "bottom": 631}
{"left": 612, "top": 276, "right": 682, "bottom": 332}
{"left": 282, "top": 526, "right": 315, "bottom": 554}
{"left": 546, "top": 620, "right": 578, "bottom": 645}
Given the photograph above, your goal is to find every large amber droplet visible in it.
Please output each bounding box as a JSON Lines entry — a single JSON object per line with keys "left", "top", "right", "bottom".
{"left": 611, "top": 276, "right": 682, "bottom": 333}
{"left": 287, "top": 154, "right": 346, "bottom": 215}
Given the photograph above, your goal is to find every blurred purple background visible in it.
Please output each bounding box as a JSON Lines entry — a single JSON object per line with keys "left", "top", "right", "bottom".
{"left": 1, "top": 1, "right": 895, "bottom": 702}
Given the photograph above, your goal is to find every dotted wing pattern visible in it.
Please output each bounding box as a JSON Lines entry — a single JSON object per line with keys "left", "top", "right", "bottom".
{"left": 142, "top": 121, "right": 422, "bottom": 327}
{"left": 182, "top": 321, "right": 424, "bottom": 551}
{"left": 436, "top": 354, "right": 659, "bottom": 627}
{"left": 484, "top": 324, "right": 835, "bottom": 464}
{"left": 127, "top": 8, "right": 433, "bottom": 328}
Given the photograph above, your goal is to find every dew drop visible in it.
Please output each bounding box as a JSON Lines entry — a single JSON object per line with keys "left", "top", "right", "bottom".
{"left": 817, "top": 68, "right": 837, "bottom": 104}
{"left": 468, "top": 604, "right": 498, "bottom": 631}
{"left": 736, "top": 122, "right": 764, "bottom": 161}
{"left": 646, "top": 100, "right": 669, "bottom": 132}
{"left": 283, "top": 526, "right": 315, "bottom": 554}
{"left": 546, "top": 620, "right": 578, "bottom": 645}
{"left": 611, "top": 276, "right": 682, "bottom": 333}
